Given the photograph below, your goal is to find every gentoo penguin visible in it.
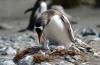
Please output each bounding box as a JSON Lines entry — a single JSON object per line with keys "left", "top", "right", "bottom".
{"left": 34, "top": 9, "right": 75, "bottom": 49}
{"left": 19, "top": 0, "right": 47, "bottom": 32}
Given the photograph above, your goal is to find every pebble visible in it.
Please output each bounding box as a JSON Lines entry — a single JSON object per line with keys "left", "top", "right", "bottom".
{"left": 2, "top": 60, "right": 16, "bottom": 65}
{"left": 64, "top": 56, "right": 75, "bottom": 62}
{"left": 94, "top": 52, "right": 100, "bottom": 57}
{"left": 59, "top": 61, "right": 74, "bottom": 65}
{"left": 41, "top": 62, "right": 51, "bottom": 65}
{"left": 0, "top": 46, "right": 16, "bottom": 55}
{"left": 5, "top": 46, "right": 16, "bottom": 55}
{"left": 0, "top": 24, "right": 13, "bottom": 30}
{"left": 79, "top": 62, "right": 89, "bottom": 65}
{"left": 18, "top": 55, "right": 33, "bottom": 65}
{"left": 0, "top": 47, "right": 7, "bottom": 55}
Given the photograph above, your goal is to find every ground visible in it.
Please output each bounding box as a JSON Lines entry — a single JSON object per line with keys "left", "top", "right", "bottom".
{"left": 0, "top": 6, "right": 100, "bottom": 65}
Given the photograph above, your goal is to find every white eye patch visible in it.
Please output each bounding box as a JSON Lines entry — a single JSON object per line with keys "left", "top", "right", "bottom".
{"left": 34, "top": 26, "right": 43, "bottom": 30}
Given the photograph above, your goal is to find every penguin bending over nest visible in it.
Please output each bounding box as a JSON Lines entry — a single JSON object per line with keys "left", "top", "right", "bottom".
{"left": 34, "top": 9, "right": 76, "bottom": 49}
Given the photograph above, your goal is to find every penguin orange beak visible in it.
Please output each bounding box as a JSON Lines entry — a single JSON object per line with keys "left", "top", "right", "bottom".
{"left": 35, "top": 28, "right": 45, "bottom": 44}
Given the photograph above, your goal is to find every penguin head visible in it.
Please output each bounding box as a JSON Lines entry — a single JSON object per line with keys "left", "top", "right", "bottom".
{"left": 34, "top": 18, "right": 47, "bottom": 44}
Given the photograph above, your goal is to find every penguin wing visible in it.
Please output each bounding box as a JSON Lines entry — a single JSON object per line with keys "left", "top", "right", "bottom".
{"left": 24, "top": 0, "right": 40, "bottom": 14}
{"left": 60, "top": 15, "right": 75, "bottom": 43}
{"left": 24, "top": 8, "right": 33, "bottom": 14}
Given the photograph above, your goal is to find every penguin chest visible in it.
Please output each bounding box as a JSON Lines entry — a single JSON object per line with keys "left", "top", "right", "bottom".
{"left": 44, "top": 15, "right": 71, "bottom": 47}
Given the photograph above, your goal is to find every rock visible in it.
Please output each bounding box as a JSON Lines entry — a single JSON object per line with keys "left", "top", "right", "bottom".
{"left": 72, "top": 55, "right": 81, "bottom": 60}
{"left": 70, "top": 21, "right": 78, "bottom": 25}
{"left": 96, "top": 24, "right": 100, "bottom": 28}
{"left": 5, "top": 46, "right": 16, "bottom": 55}
{"left": 59, "top": 61, "right": 66, "bottom": 65}
{"left": 2, "top": 60, "right": 16, "bottom": 65}
{"left": 0, "top": 24, "right": 13, "bottom": 30}
{"left": 78, "top": 47, "right": 92, "bottom": 53}
{"left": 98, "top": 33, "right": 100, "bottom": 37}
{"left": 18, "top": 55, "right": 33, "bottom": 65}
{"left": 0, "top": 46, "right": 16, "bottom": 55}
{"left": 75, "top": 27, "right": 98, "bottom": 41}
{"left": 35, "top": 63, "right": 41, "bottom": 65}
{"left": 49, "top": 45, "right": 57, "bottom": 51}
{"left": 94, "top": 52, "right": 100, "bottom": 57}
{"left": 59, "top": 61, "right": 74, "bottom": 65}
{"left": 41, "top": 62, "right": 51, "bottom": 65}
{"left": 81, "top": 27, "right": 97, "bottom": 37}
{"left": 79, "top": 62, "right": 89, "bottom": 65}
{"left": 64, "top": 56, "right": 75, "bottom": 62}
{"left": 0, "top": 47, "right": 7, "bottom": 55}
{"left": 54, "top": 46, "right": 65, "bottom": 52}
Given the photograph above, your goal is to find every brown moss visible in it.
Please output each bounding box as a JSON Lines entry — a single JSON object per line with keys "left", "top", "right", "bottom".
{"left": 13, "top": 47, "right": 85, "bottom": 63}
{"left": 33, "top": 53, "right": 55, "bottom": 63}
{"left": 13, "top": 48, "right": 31, "bottom": 63}
{"left": 13, "top": 47, "right": 42, "bottom": 63}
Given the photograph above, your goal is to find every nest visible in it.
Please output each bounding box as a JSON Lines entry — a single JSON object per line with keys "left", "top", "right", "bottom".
{"left": 13, "top": 47, "right": 43, "bottom": 63}
{"left": 33, "top": 53, "right": 55, "bottom": 63}
{"left": 13, "top": 46, "right": 85, "bottom": 64}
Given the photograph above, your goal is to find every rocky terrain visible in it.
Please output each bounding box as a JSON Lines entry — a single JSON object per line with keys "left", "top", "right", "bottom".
{"left": 0, "top": 6, "right": 100, "bottom": 65}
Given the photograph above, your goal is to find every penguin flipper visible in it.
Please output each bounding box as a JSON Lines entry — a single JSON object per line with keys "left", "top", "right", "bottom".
{"left": 60, "top": 15, "right": 75, "bottom": 43}
{"left": 24, "top": 8, "right": 33, "bottom": 14}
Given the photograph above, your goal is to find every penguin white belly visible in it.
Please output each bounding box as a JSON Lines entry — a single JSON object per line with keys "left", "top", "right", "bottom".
{"left": 35, "top": 2, "right": 47, "bottom": 19}
{"left": 44, "top": 15, "right": 71, "bottom": 48}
